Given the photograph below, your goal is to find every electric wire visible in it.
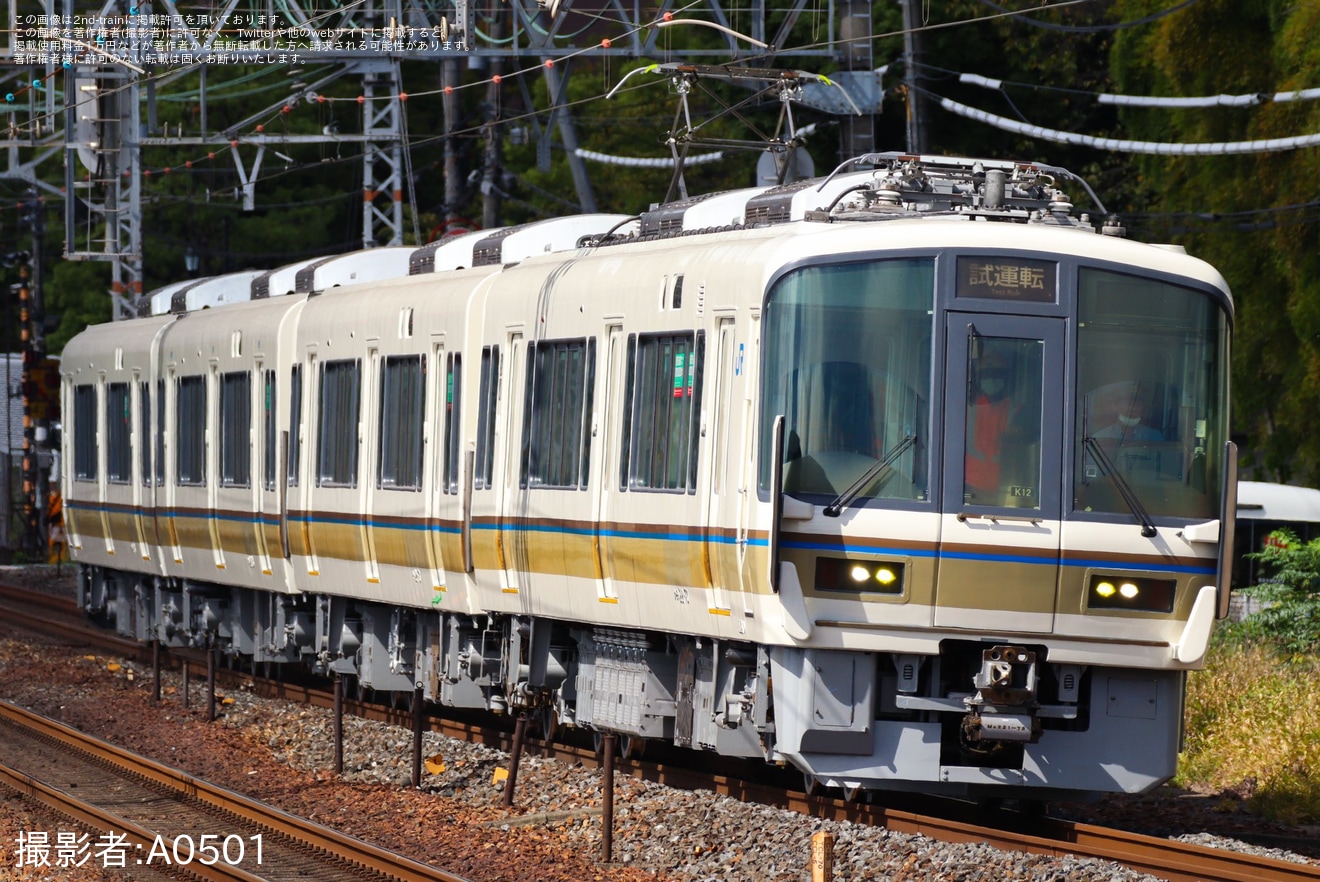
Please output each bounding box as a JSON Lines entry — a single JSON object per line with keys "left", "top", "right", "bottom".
{"left": 952, "top": 68, "right": 1320, "bottom": 107}
{"left": 936, "top": 92, "right": 1320, "bottom": 155}
{"left": 8, "top": 0, "right": 1320, "bottom": 238}
{"left": 971, "top": 0, "right": 1200, "bottom": 33}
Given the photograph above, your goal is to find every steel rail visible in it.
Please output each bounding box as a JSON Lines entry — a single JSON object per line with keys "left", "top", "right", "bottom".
{"left": 0, "top": 700, "right": 471, "bottom": 882}
{"left": 2, "top": 578, "right": 1318, "bottom": 882}
{"left": 0, "top": 761, "right": 267, "bottom": 882}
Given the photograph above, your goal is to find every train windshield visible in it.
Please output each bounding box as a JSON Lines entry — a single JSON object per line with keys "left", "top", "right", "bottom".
{"left": 1073, "top": 269, "right": 1230, "bottom": 520}
{"left": 760, "top": 258, "right": 935, "bottom": 504}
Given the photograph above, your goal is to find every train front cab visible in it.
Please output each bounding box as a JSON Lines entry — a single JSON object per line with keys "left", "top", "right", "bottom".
{"left": 760, "top": 239, "right": 1234, "bottom": 797}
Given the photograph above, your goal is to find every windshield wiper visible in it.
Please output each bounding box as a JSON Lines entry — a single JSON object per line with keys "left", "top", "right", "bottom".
{"left": 1083, "top": 437, "right": 1157, "bottom": 538}
{"left": 823, "top": 434, "right": 917, "bottom": 518}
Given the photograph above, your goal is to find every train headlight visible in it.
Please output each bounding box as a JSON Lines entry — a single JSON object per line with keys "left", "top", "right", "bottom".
{"left": 1087, "top": 575, "right": 1176, "bottom": 613}
{"left": 815, "top": 557, "right": 905, "bottom": 595}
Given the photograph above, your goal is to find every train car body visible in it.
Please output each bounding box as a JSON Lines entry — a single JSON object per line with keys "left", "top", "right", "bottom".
{"left": 62, "top": 154, "right": 1237, "bottom": 801}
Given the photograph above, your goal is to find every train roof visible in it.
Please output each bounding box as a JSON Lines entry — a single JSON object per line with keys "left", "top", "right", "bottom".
{"left": 1237, "top": 481, "right": 1320, "bottom": 523}
{"left": 293, "top": 246, "right": 415, "bottom": 294}
{"left": 251, "top": 257, "right": 321, "bottom": 299}
{"left": 140, "top": 154, "right": 1233, "bottom": 317}
{"left": 156, "top": 270, "right": 266, "bottom": 315}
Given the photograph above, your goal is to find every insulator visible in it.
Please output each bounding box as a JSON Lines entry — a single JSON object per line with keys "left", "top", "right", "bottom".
{"left": 1101, "top": 216, "right": 1128, "bottom": 238}
{"left": 983, "top": 169, "right": 1006, "bottom": 209}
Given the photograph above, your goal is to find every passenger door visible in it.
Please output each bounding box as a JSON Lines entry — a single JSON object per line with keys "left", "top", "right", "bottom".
{"left": 936, "top": 313, "right": 1065, "bottom": 633}
{"left": 592, "top": 324, "right": 625, "bottom": 603}
{"left": 497, "top": 332, "right": 525, "bottom": 595}
{"left": 703, "top": 316, "right": 738, "bottom": 613}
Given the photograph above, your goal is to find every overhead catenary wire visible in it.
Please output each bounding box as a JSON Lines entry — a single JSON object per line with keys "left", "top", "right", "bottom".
{"left": 955, "top": 71, "right": 1320, "bottom": 107}
{"left": 971, "top": 0, "right": 1200, "bottom": 33}
{"left": 11, "top": 0, "right": 1316, "bottom": 238}
{"left": 937, "top": 94, "right": 1320, "bottom": 155}
{"left": 574, "top": 148, "right": 724, "bottom": 167}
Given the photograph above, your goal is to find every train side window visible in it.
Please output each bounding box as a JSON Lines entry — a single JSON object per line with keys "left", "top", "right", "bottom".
{"left": 220, "top": 371, "right": 252, "bottom": 487}
{"left": 106, "top": 382, "right": 131, "bottom": 483}
{"left": 73, "top": 384, "right": 98, "bottom": 482}
{"left": 155, "top": 379, "right": 164, "bottom": 486}
{"left": 139, "top": 380, "right": 151, "bottom": 486}
{"left": 622, "top": 331, "right": 704, "bottom": 493}
{"left": 521, "top": 337, "right": 594, "bottom": 490}
{"left": 443, "top": 353, "right": 462, "bottom": 494}
{"left": 176, "top": 375, "right": 207, "bottom": 486}
{"left": 474, "top": 345, "right": 499, "bottom": 490}
{"left": 288, "top": 365, "right": 302, "bottom": 486}
{"left": 378, "top": 354, "right": 424, "bottom": 491}
{"left": 262, "top": 369, "right": 276, "bottom": 490}
{"left": 318, "top": 359, "right": 361, "bottom": 488}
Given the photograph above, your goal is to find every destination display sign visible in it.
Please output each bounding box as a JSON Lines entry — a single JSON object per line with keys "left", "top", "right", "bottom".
{"left": 955, "top": 256, "right": 1057, "bottom": 302}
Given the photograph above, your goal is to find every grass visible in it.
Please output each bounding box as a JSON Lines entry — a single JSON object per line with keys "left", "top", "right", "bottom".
{"left": 1176, "top": 634, "right": 1320, "bottom": 825}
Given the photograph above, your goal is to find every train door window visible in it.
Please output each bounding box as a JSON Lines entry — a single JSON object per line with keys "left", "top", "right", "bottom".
{"left": 73, "top": 384, "right": 97, "bottom": 482}
{"left": 474, "top": 345, "right": 500, "bottom": 490}
{"left": 106, "top": 382, "right": 131, "bottom": 483}
{"left": 288, "top": 365, "right": 302, "bottom": 486}
{"left": 443, "top": 353, "right": 462, "bottom": 494}
{"left": 176, "top": 375, "right": 207, "bottom": 486}
{"left": 621, "top": 331, "right": 704, "bottom": 493}
{"left": 964, "top": 338, "right": 1044, "bottom": 508}
{"left": 262, "top": 370, "right": 276, "bottom": 490}
{"left": 220, "top": 371, "right": 252, "bottom": 487}
{"left": 139, "top": 381, "right": 151, "bottom": 486}
{"left": 521, "top": 337, "right": 595, "bottom": 489}
{"left": 155, "top": 379, "right": 164, "bottom": 486}
{"left": 318, "top": 358, "right": 361, "bottom": 487}
{"left": 378, "top": 354, "right": 424, "bottom": 490}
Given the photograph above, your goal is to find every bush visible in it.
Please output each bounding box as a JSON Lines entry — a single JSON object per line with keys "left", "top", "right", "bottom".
{"left": 1242, "top": 529, "right": 1320, "bottom": 657}
{"left": 1178, "top": 641, "right": 1320, "bottom": 824}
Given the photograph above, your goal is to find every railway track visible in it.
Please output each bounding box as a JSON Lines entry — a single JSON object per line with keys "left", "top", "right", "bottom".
{"left": 0, "top": 698, "right": 471, "bottom": 882}
{"left": 2, "top": 576, "right": 1317, "bottom": 882}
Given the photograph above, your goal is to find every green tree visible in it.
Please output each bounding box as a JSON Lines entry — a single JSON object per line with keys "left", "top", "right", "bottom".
{"left": 1109, "top": 0, "right": 1320, "bottom": 483}
{"left": 43, "top": 259, "right": 113, "bottom": 355}
{"left": 1243, "top": 529, "right": 1320, "bottom": 657}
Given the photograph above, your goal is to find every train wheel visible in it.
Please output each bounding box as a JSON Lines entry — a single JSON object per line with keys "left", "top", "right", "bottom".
{"left": 592, "top": 731, "right": 606, "bottom": 756}
{"left": 619, "top": 735, "right": 645, "bottom": 760}
{"left": 803, "top": 774, "right": 821, "bottom": 798}
{"left": 538, "top": 706, "right": 559, "bottom": 743}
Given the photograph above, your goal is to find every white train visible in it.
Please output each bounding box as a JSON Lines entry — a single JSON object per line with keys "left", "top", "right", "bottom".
{"left": 62, "top": 153, "right": 1237, "bottom": 801}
